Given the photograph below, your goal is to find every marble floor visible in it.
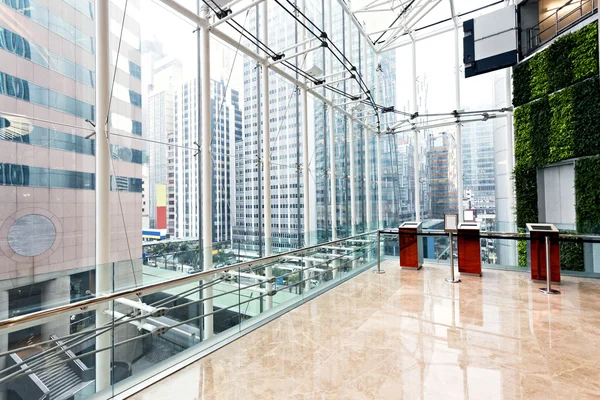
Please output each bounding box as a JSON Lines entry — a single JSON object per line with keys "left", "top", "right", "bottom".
{"left": 129, "top": 261, "right": 600, "bottom": 399}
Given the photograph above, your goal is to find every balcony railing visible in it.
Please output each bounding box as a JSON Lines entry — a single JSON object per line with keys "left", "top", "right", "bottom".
{"left": 0, "top": 231, "right": 379, "bottom": 399}
{"left": 526, "top": 0, "right": 598, "bottom": 55}
{"left": 2, "top": 226, "right": 599, "bottom": 399}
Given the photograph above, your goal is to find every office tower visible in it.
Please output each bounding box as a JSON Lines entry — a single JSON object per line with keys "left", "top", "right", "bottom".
{"left": 234, "top": 4, "right": 322, "bottom": 252}
{"left": 0, "top": 0, "right": 143, "bottom": 340}
{"left": 426, "top": 131, "right": 458, "bottom": 218}
{"left": 172, "top": 78, "right": 241, "bottom": 244}
{"left": 0, "top": 1, "right": 143, "bottom": 273}
{"left": 461, "top": 120, "right": 496, "bottom": 218}
{"left": 141, "top": 40, "right": 181, "bottom": 237}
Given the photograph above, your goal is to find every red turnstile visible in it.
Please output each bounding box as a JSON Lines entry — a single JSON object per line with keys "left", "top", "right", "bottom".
{"left": 399, "top": 222, "right": 423, "bottom": 270}
{"left": 457, "top": 222, "right": 481, "bottom": 276}
{"left": 526, "top": 223, "right": 560, "bottom": 283}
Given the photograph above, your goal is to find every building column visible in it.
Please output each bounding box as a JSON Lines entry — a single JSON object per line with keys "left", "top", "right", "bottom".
{"left": 347, "top": 19, "right": 357, "bottom": 237}
{"left": 411, "top": 39, "right": 421, "bottom": 222}
{"left": 375, "top": 55, "right": 383, "bottom": 229}
{"left": 200, "top": 7, "right": 214, "bottom": 339}
{"left": 300, "top": 0, "right": 313, "bottom": 289}
{"left": 493, "top": 68, "right": 517, "bottom": 266}
{"left": 360, "top": 38, "right": 373, "bottom": 231}
{"left": 327, "top": 0, "right": 337, "bottom": 241}
{"left": 454, "top": 25, "right": 464, "bottom": 222}
{"left": 377, "top": 135, "right": 383, "bottom": 228}
{"left": 350, "top": 122, "right": 358, "bottom": 235}
{"left": 365, "top": 129, "right": 373, "bottom": 231}
{"left": 301, "top": 61, "right": 310, "bottom": 243}
{"left": 94, "top": 0, "right": 111, "bottom": 390}
{"left": 261, "top": 1, "right": 273, "bottom": 310}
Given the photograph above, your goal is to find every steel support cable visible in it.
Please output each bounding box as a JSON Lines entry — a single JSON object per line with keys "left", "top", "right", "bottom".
{"left": 274, "top": 0, "right": 323, "bottom": 40}
{"left": 200, "top": 0, "right": 277, "bottom": 58}
{"left": 280, "top": 0, "right": 374, "bottom": 117}
{"left": 168, "top": 263, "right": 316, "bottom": 312}
{"left": 275, "top": 0, "right": 376, "bottom": 111}
{"left": 325, "top": 84, "right": 360, "bottom": 100}
{"left": 210, "top": 9, "right": 250, "bottom": 151}
{"left": 0, "top": 330, "right": 157, "bottom": 386}
{"left": 160, "top": 290, "right": 272, "bottom": 331}
{"left": 228, "top": 19, "right": 278, "bottom": 57}
{"left": 208, "top": 4, "right": 320, "bottom": 86}
{"left": 210, "top": 0, "right": 370, "bottom": 105}
{"left": 149, "top": 276, "right": 225, "bottom": 308}
{"left": 290, "top": 252, "right": 369, "bottom": 288}
{"left": 0, "top": 232, "right": 378, "bottom": 342}
{"left": 1, "top": 274, "right": 218, "bottom": 375}
{"left": 167, "top": 272, "right": 276, "bottom": 311}
{"left": 281, "top": 59, "right": 321, "bottom": 84}
{"left": 372, "top": 0, "right": 417, "bottom": 45}
{"left": 221, "top": 17, "right": 276, "bottom": 57}
{"left": 0, "top": 265, "right": 258, "bottom": 384}
{"left": 282, "top": 0, "right": 325, "bottom": 35}
{"left": 2, "top": 260, "right": 375, "bottom": 386}
{"left": 322, "top": 37, "right": 376, "bottom": 110}
{"left": 410, "top": 0, "right": 504, "bottom": 34}
{"left": 271, "top": 63, "right": 306, "bottom": 155}
{"left": 103, "top": 0, "right": 139, "bottom": 287}
{"left": 0, "top": 307, "right": 138, "bottom": 360}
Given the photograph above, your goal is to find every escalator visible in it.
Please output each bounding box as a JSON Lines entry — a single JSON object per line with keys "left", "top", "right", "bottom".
{"left": 6, "top": 335, "right": 94, "bottom": 400}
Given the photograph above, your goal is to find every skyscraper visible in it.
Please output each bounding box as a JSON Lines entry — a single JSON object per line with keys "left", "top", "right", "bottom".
{"left": 141, "top": 40, "right": 181, "bottom": 237}
{"left": 426, "top": 131, "right": 458, "bottom": 218}
{"left": 233, "top": 4, "right": 319, "bottom": 252}
{"left": 172, "top": 78, "right": 241, "bottom": 244}
{"left": 0, "top": 0, "right": 143, "bottom": 336}
{"left": 461, "top": 120, "right": 496, "bottom": 217}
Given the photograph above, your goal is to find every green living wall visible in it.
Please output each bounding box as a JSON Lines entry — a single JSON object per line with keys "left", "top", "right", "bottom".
{"left": 513, "top": 22, "right": 599, "bottom": 107}
{"left": 513, "top": 21, "right": 600, "bottom": 269}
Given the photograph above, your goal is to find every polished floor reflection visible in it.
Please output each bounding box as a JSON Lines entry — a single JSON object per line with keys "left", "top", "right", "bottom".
{"left": 129, "top": 260, "right": 600, "bottom": 399}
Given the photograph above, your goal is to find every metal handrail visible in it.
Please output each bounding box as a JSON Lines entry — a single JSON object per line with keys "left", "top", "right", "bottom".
{"left": 527, "top": 0, "right": 597, "bottom": 52}
{"left": 0, "top": 231, "right": 378, "bottom": 331}
{"left": 378, "top": 229, "right": 600, "bottom": 242}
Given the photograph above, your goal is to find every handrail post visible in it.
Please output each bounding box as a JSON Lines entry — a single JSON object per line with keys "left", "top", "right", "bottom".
{"left": 373, "top": 230, "right": 385, "bottom": 274}
{"left": 445, "top": 232, "right": 460, "bottom": 283}
{"left": 539, "top": 236, "right": 561, "bottom": 295}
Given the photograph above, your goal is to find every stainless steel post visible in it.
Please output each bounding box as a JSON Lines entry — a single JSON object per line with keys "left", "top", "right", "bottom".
{"left": 373, "top": 231, "right": 385, "bottom": 274}
{"left": 446, "top": 232, "right": 460, "bottom": 283}
{"left": 539, "top": 236, "right": 560, "bottom": 294}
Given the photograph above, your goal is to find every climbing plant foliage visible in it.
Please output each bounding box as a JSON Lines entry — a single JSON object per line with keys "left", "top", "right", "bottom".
{"left": 513, "top": 22, "right": 599, "bottom": 107}
{"left": 575, "top": 157, "right": 600, "bottom": 235}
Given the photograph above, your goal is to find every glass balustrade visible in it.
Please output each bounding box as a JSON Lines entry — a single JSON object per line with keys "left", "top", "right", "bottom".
{"left": 0, "top": 231, "right": 378, "bottom": 399}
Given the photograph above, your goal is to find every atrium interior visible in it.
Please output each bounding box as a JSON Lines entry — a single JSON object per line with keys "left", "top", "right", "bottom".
{"left": 0, "top": 0, "right": 599, "bottom": 398}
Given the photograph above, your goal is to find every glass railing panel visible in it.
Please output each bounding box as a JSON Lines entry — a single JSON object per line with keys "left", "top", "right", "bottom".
{"left": 0, "top": 306, "right": 117, "bottom": 400}
{"left": 0, "top": 232, "right": 380, "bottom": 399}
{"left": 481, "top": 237, "right": 525, "bottom": 271}
{"left": 298, "top": 250, "right": 336, "bottom": 296}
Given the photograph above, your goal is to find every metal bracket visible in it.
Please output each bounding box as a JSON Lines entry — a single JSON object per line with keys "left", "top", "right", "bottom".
{"left": 216, "top": 8, "right": 232, "bottom": 19}
{"left": 152, "top": 326, "right": 169, "bottom": 337}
